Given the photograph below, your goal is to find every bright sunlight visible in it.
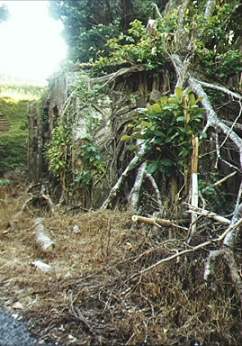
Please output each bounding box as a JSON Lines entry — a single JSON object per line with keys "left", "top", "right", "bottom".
{"left": 0, "top": 0, "right": 67, "bottom": 85}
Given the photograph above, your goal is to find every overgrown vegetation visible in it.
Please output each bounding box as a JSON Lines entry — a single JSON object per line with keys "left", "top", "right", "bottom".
{"left": 0, "top": 97, "right": 28, "bottom": 175}
{"left": 130, "top": 88, "right": 204, "bottom": 176}
{"left": 50, "top": 0, "right": 165, "bottom": 62}
{"left": 0, "top": 85, "right": 44, "bottom": 176}
{"left": 1, "top": 1, "right": 242, "bottom": 346}
{"left": 46, "top": 74, "right": 107, "bottom": 203}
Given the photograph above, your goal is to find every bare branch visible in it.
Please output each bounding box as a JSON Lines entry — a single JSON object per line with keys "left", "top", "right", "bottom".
{"left": 188, "top": 77, "right": 242, "bottom": 165}
{"left": 187, "top": 204, "right": 230, "bottom": 225}
{"left": 213, "top": 171, "right": 237, "bottom": 187}
{"left": 92, "top": 65, "right": 145, "bottom": 86}
{"left": 101, "top": 141, "right": 146, "bottom": 209}
{"left": 204, "top": 0, "right": 216, "bottom": 18}
{"left": 129, "top": 217, "right": 242, "bottom": 279}
{"left": 152, "top": 2, "right": 162, "bottom": 18}
{"left": 144, "top": 171, "right": 163, "bottom": 212}
{"left": 132, "top": 214, "right": 188, "bottom": 231}
{"left": 196, "top": 79, "right": 242, "bottom": 101}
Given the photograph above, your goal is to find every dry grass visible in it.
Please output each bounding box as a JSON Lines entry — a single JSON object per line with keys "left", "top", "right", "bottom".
{"left": 0, "top": 189, "right": 242, "bottom": 345}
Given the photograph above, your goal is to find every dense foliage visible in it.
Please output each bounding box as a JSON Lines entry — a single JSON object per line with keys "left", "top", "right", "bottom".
{"left": 93, "top": 0, "right": 242, "bottom": 85}
{"left": 49, "top": 0, "right": 167, "bottom": 62}
{"left": 50, "top": 0, "right": 242, "bottom": 86}
{"left": 130, "top": 88, "right": 204, "bottom": 176}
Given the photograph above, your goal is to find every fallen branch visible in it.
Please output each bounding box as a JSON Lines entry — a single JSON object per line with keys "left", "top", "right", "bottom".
{"left": 186, "top": 204, "right": 230, "bottom": 224}
{"left": 132, "top": 214, "right": 188, "bottom": 231}
{"left": 34, "top": 217, "right": 55, "bottom": 252}
{"left": 129, "top": 217, "right": 242, "bottom": 279}
{"left": 31, "top": 259, "right": 53, "bottom": 273}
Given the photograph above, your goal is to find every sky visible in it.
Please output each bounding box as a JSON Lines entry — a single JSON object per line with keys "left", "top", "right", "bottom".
{"left": 0, "top": 0, "right": 68, "bottom": 85}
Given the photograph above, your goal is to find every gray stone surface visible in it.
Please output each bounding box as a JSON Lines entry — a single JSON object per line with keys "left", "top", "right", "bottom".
{"left": 0, "top": 309, "right": 51, "bottom": 346}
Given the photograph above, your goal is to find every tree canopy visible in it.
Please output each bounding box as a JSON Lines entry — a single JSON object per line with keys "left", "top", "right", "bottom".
{"left": 49, "top": 0, "right": 167, "bottom": 62}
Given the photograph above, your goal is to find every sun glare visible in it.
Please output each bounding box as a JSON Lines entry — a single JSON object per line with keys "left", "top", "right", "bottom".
{"left": 0, "top": 0, "right": 68, "bottom": 85}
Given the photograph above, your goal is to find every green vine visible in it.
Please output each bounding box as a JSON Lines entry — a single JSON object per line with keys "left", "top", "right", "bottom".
{"left": 73, "top": 137, "right": 106, "bottom": 188}
{"left": 47, "top": 122, "right": 71, "bottom": 178}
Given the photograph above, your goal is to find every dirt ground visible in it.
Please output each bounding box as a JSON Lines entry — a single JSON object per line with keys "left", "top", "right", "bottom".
{"left": 0, "top": 184, "right": 242, "bottom": 346}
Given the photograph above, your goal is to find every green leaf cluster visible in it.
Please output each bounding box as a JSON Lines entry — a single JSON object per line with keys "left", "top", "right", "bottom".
{"left": 47, "top": 123, "right": 71, "bottom": 177}
{"left": 74, "top": 138, "right": 106, "bottom": 187}
{"left": 50, "top": 0, "right": 162, "bottom": 63}
{"left": 94, "top": 13, "right": 179, "bottom": 71}
{"left": 131, "top": 88, "right": 204, "bottom": 175}
{"left": 191, "top": 1, "right": 242, "bottom": 81}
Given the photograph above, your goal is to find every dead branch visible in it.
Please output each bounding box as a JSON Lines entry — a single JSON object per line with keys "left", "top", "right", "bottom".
{"left": 129, "top": 217, "right": 242, "bottom": 279}
{"left": 222, "top": 119, "right": 242, "bottom": 131}
{"left": 220, "top": 101, "right": 242, "bottom": 149}
{"left": 186, "top": 204, "right": 230, "bottom": 224}
{"left": 171, "top": 54, "right": 242, "bottom": 161}
{"left": 31, "top": 259, "right": 53, "bottom": 273}
{"left": 189, "top": 76, "right": 242, "bottom": 156}
{"left": 144, "top": 171, "right": 163, "bottom": 212}
{"left": 101, "top": 141, "right": 146, "bottom": 209}
{"left": 34, "top": 217, "right": 55, "bottom": 252}
{"left": 196, "top": 79, "right": 242, "bottom": 101}
{"left": 213, "top": 171, "right": 237, "bottom": 187}
{"left": 132, "top": 214, "right": 188, "bottom": 231}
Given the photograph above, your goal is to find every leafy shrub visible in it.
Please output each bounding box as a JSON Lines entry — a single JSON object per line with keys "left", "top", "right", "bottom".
{"left": 128, "top": 88, "right": 204, "bottom": 176}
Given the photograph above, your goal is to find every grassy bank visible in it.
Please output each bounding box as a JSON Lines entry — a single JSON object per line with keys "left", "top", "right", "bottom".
{"left": 0, "top": 84, "right": 44, "bottom": 176}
